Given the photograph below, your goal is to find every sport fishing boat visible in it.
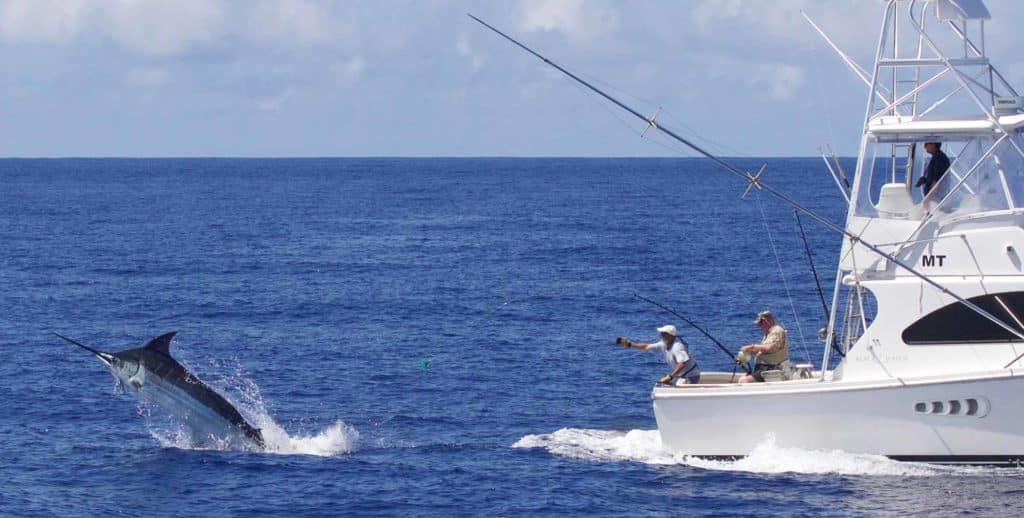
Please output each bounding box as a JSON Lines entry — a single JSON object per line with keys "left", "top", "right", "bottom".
{"left": 473, "top": 0, "right": 1024, "bottom": 464}
{"left": 653, "top": 0, "right": 1024, "bottom": 465}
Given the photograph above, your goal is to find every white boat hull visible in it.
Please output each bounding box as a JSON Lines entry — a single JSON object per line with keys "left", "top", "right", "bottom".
{"left": 652, "top": 371, "right": 1024, "bottom": 465}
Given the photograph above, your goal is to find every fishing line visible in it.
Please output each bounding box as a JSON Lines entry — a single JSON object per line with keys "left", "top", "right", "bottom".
{"left": 571, "top": 69, "right": 742, "bottom": 159}
{"left": 564, "top": 78, "right": 701, "bottom": 160}
{"left": 564, "top": 77, "right": 649, "bottom": 143}
{"left": 755, "top": 192, "right": 812, "bottom": 363}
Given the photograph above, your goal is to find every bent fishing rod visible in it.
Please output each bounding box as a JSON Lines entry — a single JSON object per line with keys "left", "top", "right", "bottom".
{"left": 633, "top": 293, "right": 752, "bottom": 375}
{"left": 793, "top": 211, "right": 844, "bottom": 358}
{"left": 469, "top": 14, "right": 1024, "bottom": 359}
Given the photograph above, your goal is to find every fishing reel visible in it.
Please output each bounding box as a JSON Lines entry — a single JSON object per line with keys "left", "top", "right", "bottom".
{"left": 735, "top": 350, "right": 752, "bottom": 365}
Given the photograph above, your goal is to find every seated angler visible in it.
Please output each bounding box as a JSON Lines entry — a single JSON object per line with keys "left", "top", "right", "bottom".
{"left": 617, "top": 325, "right": 700, "bottom": 386}
{"left": 737, "top": 310, "right": 791, "bottom": 383}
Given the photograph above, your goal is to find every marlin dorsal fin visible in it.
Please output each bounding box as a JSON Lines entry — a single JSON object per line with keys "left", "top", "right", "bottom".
{"left": 143, "top": 332, "right": 178, "bottom": 357}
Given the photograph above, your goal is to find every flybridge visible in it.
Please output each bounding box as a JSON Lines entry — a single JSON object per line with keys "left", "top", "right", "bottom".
{"left": 854, "top": 0, "right": 1019, "bottom": 129}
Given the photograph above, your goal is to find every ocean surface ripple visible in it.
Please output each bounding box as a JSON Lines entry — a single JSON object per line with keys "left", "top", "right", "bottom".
{"left": 1, "top": 158, "right": 1020, "bottom": 516}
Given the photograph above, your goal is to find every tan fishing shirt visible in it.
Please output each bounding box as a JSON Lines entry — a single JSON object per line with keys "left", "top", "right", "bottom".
{"left": 758, "top": 324, "right": 789, "bottom": 365}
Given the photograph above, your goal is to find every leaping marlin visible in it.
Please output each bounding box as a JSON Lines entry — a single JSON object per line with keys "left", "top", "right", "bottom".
{"left": 55, "top": 331, "right": 265, "bottom": 450}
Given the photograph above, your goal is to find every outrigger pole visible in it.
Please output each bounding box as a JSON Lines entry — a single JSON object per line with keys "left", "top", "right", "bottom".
{"left": 469, "top": 14, "right": 1024, "bottom": 356}
{"left": 634, "top": 293, "right": 752, "bottom": 375}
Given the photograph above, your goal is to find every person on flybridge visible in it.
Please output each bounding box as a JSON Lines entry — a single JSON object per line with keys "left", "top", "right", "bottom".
{"left": 916, "top": 141, "right": 951, "bottom": 198}
{"left": 737, "top": 310, "right": 791, "bottom": 383}
{"left": 617, "top": 325, "right": 701, "bottom": 385}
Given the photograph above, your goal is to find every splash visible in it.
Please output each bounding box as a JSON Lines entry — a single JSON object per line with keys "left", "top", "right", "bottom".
{"left": 146, "top": 415, "right": 358, "bottom": 457}
{"left": 257, "top": 419, "right": 359, "bottom": 457}
{"left": 140, "top": 356, "right": 358, "bottom": 457}
{"left": 513, "top": 428, "right": 981, "bottom": 476}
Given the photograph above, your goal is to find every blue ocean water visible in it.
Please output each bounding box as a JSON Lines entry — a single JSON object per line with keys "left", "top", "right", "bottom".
{"left": 1, "top": 157, "right": 1019, "bottom": 516}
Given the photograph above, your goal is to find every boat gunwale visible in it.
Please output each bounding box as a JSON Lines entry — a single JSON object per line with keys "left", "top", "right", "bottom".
{"left": 650, "top": 368, "right": 1023, "bottom": 399}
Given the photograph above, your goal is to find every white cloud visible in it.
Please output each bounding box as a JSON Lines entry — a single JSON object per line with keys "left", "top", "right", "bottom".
{"left": 255, "top": 88, "right": 294, "bottom": 112}
{"left": 0, "top": 0, "right": 357, "bottom": 56}
{"left": 126, "top": 67, "right": 170, "bottom": 87}
{"left": 99, "top": 0, "right": 226, "bottom": 55}
{"left": 754, "top": 63, "right": 806, "bottom": 100}
{"left": 331, "top": 56, "right": 366, "bottom": 88}
{"left": 0, "top": 0, "right": 88, "bottom": 44}
{"left": 688, "top": 0, "right": 879, "bottom": 56}
{"left": 245, "top": 0, "right": 335, "bottom": 47}
{"left": 456, "top": 34, "right": 486, "bottom": 70}
{"left": 518, "top": 0, "right": 619, "bottom": 42}
{"left": 690, "top": 0, "right": 744, "bottom": 32}
{"left": 0, "top": 0, "right": 226, "bottom": 55}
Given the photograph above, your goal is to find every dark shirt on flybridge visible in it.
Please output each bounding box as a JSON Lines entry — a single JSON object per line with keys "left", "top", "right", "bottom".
{"left": 918, "top": 150, "right": 951, "bottom": 196}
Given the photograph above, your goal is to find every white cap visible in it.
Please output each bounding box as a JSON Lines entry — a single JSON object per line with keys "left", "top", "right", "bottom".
{"left": 657, "top": 324, "right": 677, "bottom": 337}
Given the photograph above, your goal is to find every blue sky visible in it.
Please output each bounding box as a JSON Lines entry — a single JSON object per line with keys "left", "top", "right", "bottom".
{"left": 1, "top": 0, "right": 1022, "bottom": 157}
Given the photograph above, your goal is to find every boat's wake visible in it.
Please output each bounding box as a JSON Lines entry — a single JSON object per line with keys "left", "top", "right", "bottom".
{"left": 513, "top": 428, "right": 976, "bottom": 476}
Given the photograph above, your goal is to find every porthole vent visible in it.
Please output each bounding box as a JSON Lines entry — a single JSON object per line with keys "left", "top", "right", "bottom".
{"left": 913, "top": 397, "right": 989, "bottom": 417}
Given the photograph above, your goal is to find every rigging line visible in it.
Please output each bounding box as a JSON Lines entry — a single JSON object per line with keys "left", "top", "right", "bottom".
{"left": 564, "top": 77, "right": 699, "bottom": 159}
{"left": 576, "top": 69, "right": 663, "bottom": 112}
{"left": 468, "top": 14, "right": 1024, "bottom": 354}
{"left": 755, "top": 191, "right": 811, "bottom": 363}
{"left": 795, "top": 210, "right": 846, "bottom": 359}
{"left": 656, "top": 110, "right": 746, "bottom": 159}
{"left": 564, "top": 75, "right": 648, "bottom": 142}
{"left": 573, "top": 68, "right": 745, "bottom": 156}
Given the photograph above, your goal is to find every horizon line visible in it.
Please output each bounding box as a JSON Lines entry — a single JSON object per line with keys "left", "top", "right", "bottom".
{"left": 0, "top": 155, "right": 857, "bottom": 160}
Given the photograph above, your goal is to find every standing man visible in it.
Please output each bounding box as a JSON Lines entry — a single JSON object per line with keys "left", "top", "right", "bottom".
{"left": 617, "top": 325, "right": 700, "bottom": 385}
{"left": 737, "top": 310, "right": 791, "bottom": 383}
{"left": 916, "top": 141, "right": 951, "bottom": 197}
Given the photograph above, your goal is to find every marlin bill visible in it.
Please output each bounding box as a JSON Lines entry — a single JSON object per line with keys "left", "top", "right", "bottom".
{"left": 56, "top": 331, "right": 265, "bottom": 451}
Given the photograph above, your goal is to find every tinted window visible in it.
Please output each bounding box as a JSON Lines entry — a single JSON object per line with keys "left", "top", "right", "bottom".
{"left": 902, "top": 291, "right": 1024, "bottom": 344}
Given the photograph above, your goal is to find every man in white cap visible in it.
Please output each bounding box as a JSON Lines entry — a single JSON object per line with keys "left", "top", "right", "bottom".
{"left": 617, "top": 324, "right": 700, "bottom": 385}
{"left": 737, "top": 310, "right": 791, "bottom": 383}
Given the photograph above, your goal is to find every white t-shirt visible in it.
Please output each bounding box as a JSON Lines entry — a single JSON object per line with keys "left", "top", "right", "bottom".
{"left": 648, "top": 338, "right": 695, "bottom": 374}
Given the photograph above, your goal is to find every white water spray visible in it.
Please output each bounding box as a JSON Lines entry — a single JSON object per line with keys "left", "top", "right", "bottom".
{"left": 139, "top": 356, "right": 358, "bottom": 457}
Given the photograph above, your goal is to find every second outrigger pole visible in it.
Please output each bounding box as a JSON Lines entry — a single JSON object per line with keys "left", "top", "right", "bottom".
{"left": 634, "top": 293, "right": 752, "bottom": 375}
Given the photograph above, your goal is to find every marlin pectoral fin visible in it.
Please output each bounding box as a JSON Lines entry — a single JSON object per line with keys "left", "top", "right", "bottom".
{"left": 142, "top": 332, "right": 177, "bottom": 357}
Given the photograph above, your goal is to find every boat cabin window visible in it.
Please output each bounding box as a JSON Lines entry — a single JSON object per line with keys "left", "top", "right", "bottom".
{"left": 854, "top": 134, "right": 1024, "bottom": 220}
{"left": 902, "top": 291, "right": 1024, "bottom": 344}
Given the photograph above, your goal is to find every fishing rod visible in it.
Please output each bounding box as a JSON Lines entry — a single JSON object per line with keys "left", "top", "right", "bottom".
{"left": 468, "top": 14, "right": 1024, "bottom": 358}
{"left": 633, "top": 293, "right": 752, "bottom": 375}
{"left": 794, "top": 212, "right": 829, "bottom": 328}
{"left": 793, "top": 212, "right": 845, "bottom": 358}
